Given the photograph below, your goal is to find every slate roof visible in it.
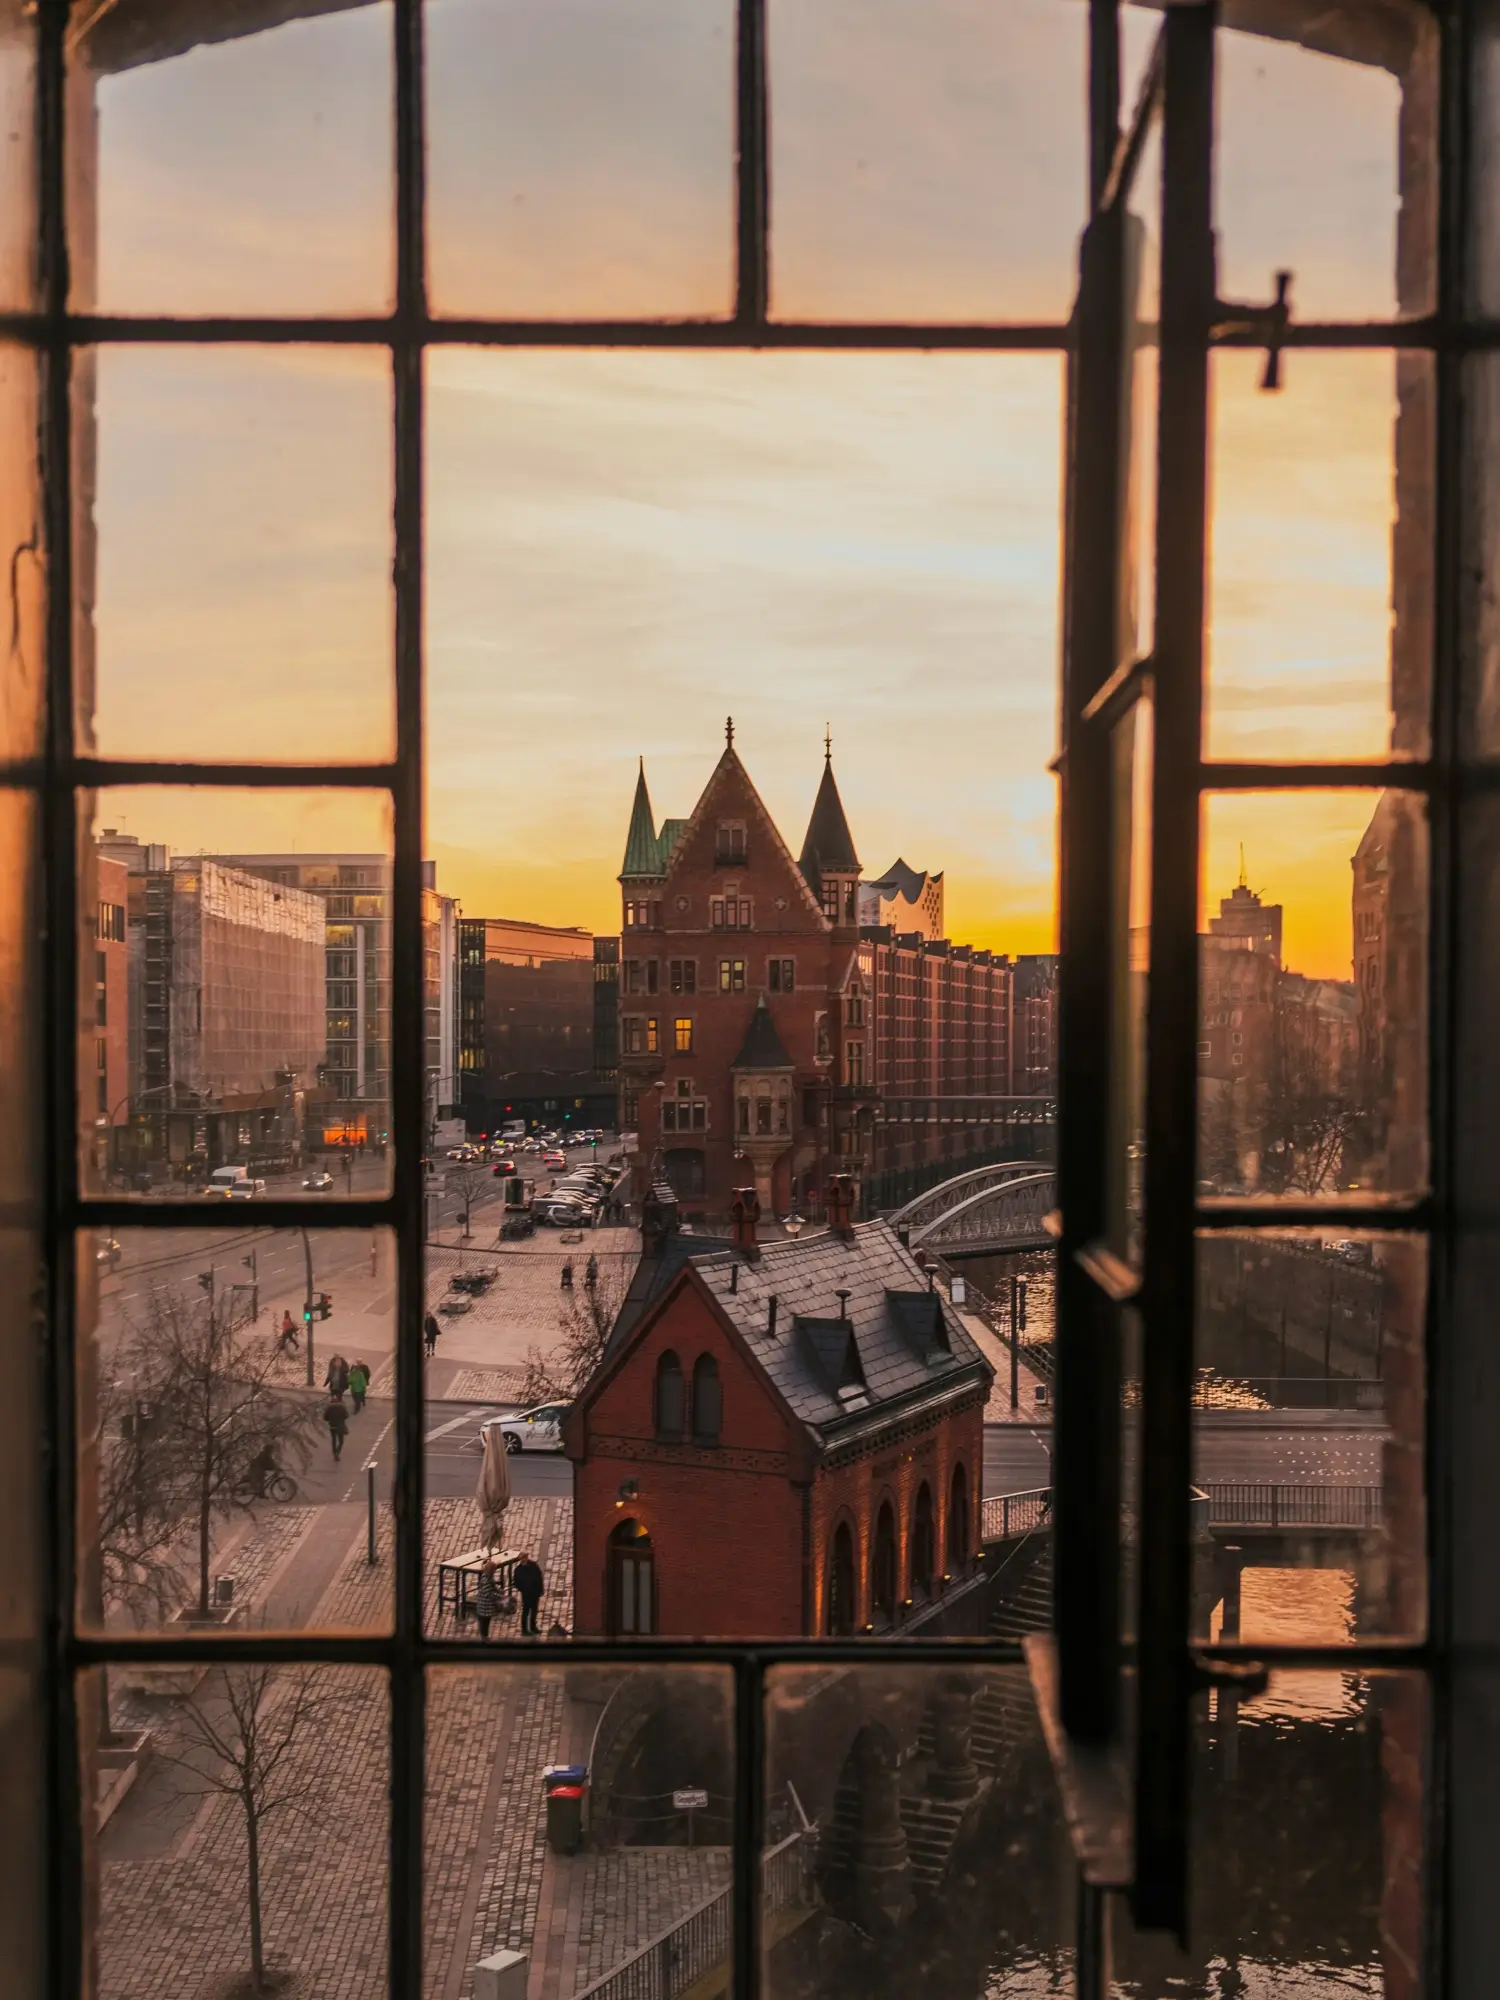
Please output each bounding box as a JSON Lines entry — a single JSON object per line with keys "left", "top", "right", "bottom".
{"left": 730, "top": 994, "right": 795, "bottom": 1071}
{"left": 621, "top": 761, "right": 663, "bottom": 880}
{"left": 689, "top": 1220, "right": 991, "bottom": 1445}
{"left": 797, "top": 754, "right": 860, "bottom": 896}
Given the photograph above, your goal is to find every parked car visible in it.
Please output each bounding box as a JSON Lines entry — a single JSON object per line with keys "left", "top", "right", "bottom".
{"left": 302, "top": 1171, "right": 335, "bottom": 1191}
{"left": 481, "top": 1404, "right": 568, "bottom": 1455}
{"left": 538, "top": 1201, "right": 591, "bottom": 1228}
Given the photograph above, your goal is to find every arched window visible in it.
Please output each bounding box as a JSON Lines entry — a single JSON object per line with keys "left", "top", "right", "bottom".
{"left": 608, "top": 1518, "right": 655, "bottom": 1636}
{"left": 912, "top": 1482, "right": 935, "bottom": 1598}
{"left": 692, "top": 1354, "right": 722, "bottom": 1445}
{"left": 827, "top": 1521, "right": 856, "bottom": 1636}
{"left": 949, "top": 1461, "right": 970, "bottom": 1571}
{"left": 654, "top": 1350, "right": 684, "bottom": 1441}
{"left": 872, "top": 1501, "right": 898, "bottom": 1627}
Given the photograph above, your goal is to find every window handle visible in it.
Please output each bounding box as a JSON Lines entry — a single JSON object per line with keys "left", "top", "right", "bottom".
{"left": 1211, "top": 268, "right": 1293, "bottom": 390}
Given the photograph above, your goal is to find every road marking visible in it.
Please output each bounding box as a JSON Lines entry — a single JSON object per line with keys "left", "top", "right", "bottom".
{"left": 341, "top": 1413, "right": 395, "bottom": 1501}
{"left": 425, "top": 1408, "right": 489, "bottom": 1443}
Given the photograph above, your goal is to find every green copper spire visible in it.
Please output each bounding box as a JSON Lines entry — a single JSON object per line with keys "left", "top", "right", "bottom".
{"left": 621, "top": 759, "right": 663, "bottom": 880}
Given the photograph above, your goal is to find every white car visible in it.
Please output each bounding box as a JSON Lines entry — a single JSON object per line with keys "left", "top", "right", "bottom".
{"left": 482, "top": 1403, "right": 568, "bottom": 1455}
{"left": 226, "top": 1179, "right": 267, "bottom": 1201}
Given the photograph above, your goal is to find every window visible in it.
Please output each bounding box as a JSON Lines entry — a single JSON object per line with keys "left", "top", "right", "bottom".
{"left": 623, "top": 958, "right": 642, "bottom": 994}
{"left": 714, "top": 821, "right": 747, "bottom": 864}
{"left": 711, "top": 897, "right": 752, "bottom": 929}
{"left": 768, "top": 957, "right": 795, "bottom": 993}
{"left": 827, "top": 1521, "right": 856, "bottom": 1637}
{"left": 646, "top": 1017, "right": 659, "bottom": 1055}
{"left": 755, "top": 1095, "right": 772, "bottom": 1134}
{"left": 608, "top": 1519, "right": 655, "bottom": 1636}
{"left": 653, "top": 1350, "right": 685, "bottom": 1441}
{"left": 646, "top": 959, "right": 659, "bottom": 995}
{"left": 669, "top": 958, "right": 697, "bottom": 994}
{"left": 691, "top": 1353, "right": 722, "bottom": 1445}
{"left": 95, "top": 901, "right": 125, "bottom": 942}
{"left": 662, "top": 1095, "right": 708, "bottom": 1133}
{"left": 821, "top": 881, "right": 841, "bottom": 920}
{"left": 872, "top": 1501, "right": 898, "bottom": 1628}
{"left": 621, "top": 1017, "right": 645, "bottom": 1056}
{"left": 673, "top": 1017, "right": 693, "bottom": 1054}
{"left": 845, "top": 989, "right": 864, "bottom": 1026}
{"left": 912, "top": 1483, "right": 935, "bottom": 1599}
{"left": 846, "top": 1041, "right": 865, "bottom": 1087}
{"left": 718, "top": 958, "right": 746, "bottom": 993}
{"left": 737, "top": 1097, "right": 750, "bottom": 1134}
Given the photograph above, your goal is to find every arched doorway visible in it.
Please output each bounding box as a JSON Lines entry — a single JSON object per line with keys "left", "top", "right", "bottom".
{"left": 949, "top": 1460, "right": 969, "bottom": 1571}
{"left": 608, "top": 1518, "right": 656, "bottom": 1635}
{"left": 912, "top": 1482, "right": 935, "bottom": 1599}
{"left": 872, "top": 1501, "right": 897, "bottom": 1628}
{"left": 827, "top": 1520, "right": 856, "bottom": 1635}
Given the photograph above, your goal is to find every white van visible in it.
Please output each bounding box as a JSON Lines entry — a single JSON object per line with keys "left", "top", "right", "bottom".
{"left": 208, "top": 1166, "right": 249, "bottom": 1196}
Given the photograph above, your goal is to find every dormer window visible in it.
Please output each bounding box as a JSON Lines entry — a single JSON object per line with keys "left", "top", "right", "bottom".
{"left": 715, "top": 821, "right": 747, "bottom": 865}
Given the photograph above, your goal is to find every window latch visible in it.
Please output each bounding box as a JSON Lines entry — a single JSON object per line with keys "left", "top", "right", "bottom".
{"left": 1211, "top": 269, "right": 1293, "bottom": 390}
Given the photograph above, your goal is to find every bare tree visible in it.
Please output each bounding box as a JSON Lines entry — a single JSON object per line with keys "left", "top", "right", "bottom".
{"left": 1263, "top": 1022, "right": 1362, "bottom": 1196}
{"left": 518, "top": 1264, "right": 631, "bottom": 1405}
{"left": 92, "top": 1364, "right": 189, "bottom": 1623}
{"left": 153, "top": 1660, "right": 363, "bottom": 1994}
{"left": 445, "top": 1160, "right": 492, "bottom": 1239}
{"left": 119, "top": 1283, "right": 319, "bottom": 1619}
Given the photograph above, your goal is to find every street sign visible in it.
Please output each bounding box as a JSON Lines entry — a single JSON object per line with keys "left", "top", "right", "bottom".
{"left": 672, "top": 1789, "right": 709, "bottom": 1812}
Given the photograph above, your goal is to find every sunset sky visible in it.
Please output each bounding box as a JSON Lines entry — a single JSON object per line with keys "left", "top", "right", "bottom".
{"left": 81, "top": 0, "right": 1414, "bottom": 979}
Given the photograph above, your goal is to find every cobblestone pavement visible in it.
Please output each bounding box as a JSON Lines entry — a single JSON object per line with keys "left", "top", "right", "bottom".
{"left": 572, "top": 1849, "right": 732, "bottom": 1991}
{"left": 442, "top": 1365, "right": 530, "bottom": 1405}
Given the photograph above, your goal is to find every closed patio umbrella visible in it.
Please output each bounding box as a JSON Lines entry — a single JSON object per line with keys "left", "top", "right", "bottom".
{"left": 477, "top": 1422, "right": 512, "bottom": 1550}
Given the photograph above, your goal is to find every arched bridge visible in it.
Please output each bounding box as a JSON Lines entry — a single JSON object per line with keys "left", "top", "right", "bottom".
{"left": 889, "top": 1161, "right": 1057, "bottom": 1256}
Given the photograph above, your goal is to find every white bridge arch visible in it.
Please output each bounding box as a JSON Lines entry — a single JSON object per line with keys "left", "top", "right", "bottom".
{"left": 889, "top": 1162, "right": 1057, "bottom": 1256}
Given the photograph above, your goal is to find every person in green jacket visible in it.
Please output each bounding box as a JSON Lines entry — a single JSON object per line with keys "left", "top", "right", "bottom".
{"left": 348, "top": 1359, "right": 370, "bottom": 1413}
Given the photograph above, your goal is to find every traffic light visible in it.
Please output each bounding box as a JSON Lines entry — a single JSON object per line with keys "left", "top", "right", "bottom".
{"left": 197, "top": 1270, "right": 214, "bottom": 1294}
{"left": 318, "top": 1292, "right": 333, "bottom": 1320}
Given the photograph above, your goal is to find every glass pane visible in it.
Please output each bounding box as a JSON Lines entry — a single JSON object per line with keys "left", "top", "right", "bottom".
{"left": 1207, "top": 350, "right": 1433, "bottom": 763}
{"left": 1460, "top": 352, "right": 1500, "bottom": 758}
{"left": 1125, "top": 111, "right": 1161, "bottom": 665}
{"left": 0, "top": 343, "right": 43, "bottom": 768}
{"left": 766, "top": 1664, "right": 1074, "bottom": 1983}
{"left": 0, "top": 0, "right": 35, "bottom": 313}
{"left": 1112, "top": 1673, "right": 1427, "bottom": 1990}
{"left": 426, "top": 0, "right": 735, "bottom": 320}
{"left": 75, "top": 1226, "right": 397, "bottom": 1636}
{"left": 1195, "top": 1231, "right": 1426, "bottom": 1641}
{"left": 71, "top": 4, "right": 395, "bottom": 316}
{"left": 425, "top": 1664, "right": 734, "bottom": 1992}
{"left": 769, "top": 0, "right": 1095, "bottom": 323}
{"left": 1198, "top": 790, "right": 1428, "bottom": 1199}
{"left": 1108, "top": 695, "right": 1152, "bottom": 1267}
{"left": 1215, "top": 10, "right": 1438, "bottom": 321}
{"left": 81, "top": 787, "right": 396, "bottom": 1200}
{"left": 81, "top": 345, "right": 394, "bottom": 764}
{"left": 86, "top": 1664, "right": 389, "bottom": 1995}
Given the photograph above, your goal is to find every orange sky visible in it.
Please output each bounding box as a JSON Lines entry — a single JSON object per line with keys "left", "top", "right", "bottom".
{"left": 82, "top": 0, "right": 1412, "bottom": 981}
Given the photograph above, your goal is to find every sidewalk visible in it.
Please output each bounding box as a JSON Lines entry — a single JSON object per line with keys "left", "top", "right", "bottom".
{"left": 953, "top": 1303, "right": 1051, "bottom": 1423}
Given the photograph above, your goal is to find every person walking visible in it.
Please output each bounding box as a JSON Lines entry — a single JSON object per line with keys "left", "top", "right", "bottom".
{"left": 278, "top": 1308, "right": 299, "bottom": 1355}
{"left": 473, "top": 1555, "right": 500, "bottom": 1640}
{"left": 514, "top": 1551, "right": 544, "bottom": 1637}
{"left": 325, "top": 1353, "right": 349, "bottom": 1399}
{"left": 323, "top": 1393, "right": 349, "bottom": 1462}
{"left": 585, "top": 1253, "right": 598, "bottom": 1289}
{"left": 560, "top": 1259, "right": 574, "bottom": 1291}
{"left": 424, "top": 1312, "right": 440, "bottom": 1359}
{"left": 348, "top": 1359, "right": 370, "bottom": 1413}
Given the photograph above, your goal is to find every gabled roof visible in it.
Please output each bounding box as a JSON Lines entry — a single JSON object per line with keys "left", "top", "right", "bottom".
{"left": 798, "top": 753, "right": 861, "bottom": 897}
{"left": 657, "top": 745, "right": 829, "bottom": 925}
{"left": 731, "top": 994, "right": 795, "bottom": 1072}
{"left": 620, "top": 761, "right": 664, "bottom": 881}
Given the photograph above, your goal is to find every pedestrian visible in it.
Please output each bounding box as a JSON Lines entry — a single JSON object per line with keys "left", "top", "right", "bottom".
{"left": 514, "top": 1550, "right": 544, "bottom": 1637}
{"left": 323, "top": 1393, "right": 349, "bottom": 1462}
{"left": 325, "top": 1353, "right": 349, "bottom": 1399}
{"left": 424, "top": 1312, "right": 440, "bottom": 1359}
{"left": 585, "top": 1254, "right": 598, "bottom": 1289}
{"left": 560, "top": 1259, "right": 574, "bottom": 1291}
{"left": 473, "top": 1555, "right": 499, "bottom": 1640}
{"left": 278, "top": 1308, "right": 299, "bottom": 1355}
{"left": 348, "top": 1359, "right": 370, "bottom": 1413}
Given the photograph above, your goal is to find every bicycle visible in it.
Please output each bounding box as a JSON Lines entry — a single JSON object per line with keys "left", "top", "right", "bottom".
{"left": 232, "top": 1469, "right": 298, "bottom": 1505}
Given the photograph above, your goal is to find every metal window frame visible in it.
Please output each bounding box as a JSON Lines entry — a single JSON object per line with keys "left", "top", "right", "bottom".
{"left": 24, "top": 0, "right": 1471, "bottom": 1994}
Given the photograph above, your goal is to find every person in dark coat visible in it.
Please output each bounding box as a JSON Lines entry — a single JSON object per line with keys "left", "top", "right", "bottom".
{"left": 323, "top": 1394, "right": 349, "bottom": 1462}
{"left": 424, "top": 1313, "right": 440, "bottom": 1358}
{"left": 513, "top": 1552, "right": 544, "bottom": 1637}
{"left": 473, "top": 1555, "right": 500, "bottom": 1640}
{"left": 325, "top": 1353, "right": 349, "bottom": 1398}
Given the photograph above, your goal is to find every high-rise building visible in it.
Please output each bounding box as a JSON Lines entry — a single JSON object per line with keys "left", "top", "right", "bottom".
{"left": 456, "top": 916, "right": 607, "bottom": 1134}
{"left": 88, "top": 852, "right": 130, "bottom": 1175}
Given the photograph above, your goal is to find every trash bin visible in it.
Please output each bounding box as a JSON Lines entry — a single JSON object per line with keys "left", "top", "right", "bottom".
{"left": 543, "top": 1765, "right": 588, "bottom": 1856}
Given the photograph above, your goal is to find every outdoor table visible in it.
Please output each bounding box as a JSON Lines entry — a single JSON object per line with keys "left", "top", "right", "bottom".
{"left": 437, "top": 1546, "right": 520, "bottom": 1621}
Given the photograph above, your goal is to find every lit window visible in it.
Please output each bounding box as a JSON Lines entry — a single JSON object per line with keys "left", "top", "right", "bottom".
{"left": 674, "top": 1017, "right": 693, "bottom": 1054}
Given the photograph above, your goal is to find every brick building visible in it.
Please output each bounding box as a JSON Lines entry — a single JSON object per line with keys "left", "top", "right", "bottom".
{"left": 88, "top": 851, "right": 130, "bottom": 1176}
{"left": 615, "top": 732, "right": 1052, "bottom": 1218}
{"left": 564, "top": 1195, "right": 992, "bottom": 1639}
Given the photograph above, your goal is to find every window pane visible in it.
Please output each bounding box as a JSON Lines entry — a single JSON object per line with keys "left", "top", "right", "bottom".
{"left": 85, "top": 1664, "right": 389, "bottom": 1995}
{"left": 71, "top": 4, "right": 395, "bottom": 316}
{"left": 1198, "top": 790, "right": 1428, "bottom": 1200}
{"left": 1207, "top": 351, "right": 1432, "bottom": 763}
{"left": 0, "top": 343, "right": 43, "bottom": 767}
{"left": 0, "top": 0, "right": 35, "bottom": 313}
{"left": 75, "top": 1227, "right": 397, "bottom": 1636}
{"left": 82, "top": 346, "right": 394, "bottom": 764}
{"left": 81, "top": 788, "right": 396, "bottom": 1200}
{"left": 426, "top": 1664, "right": 734, "bottom": 1991}
{"left": 766, "top": 1664, "right": 1074, "bottom": 1982}
{"left": 1195, "top": 1231, "right": 1426, "bottom": 1641}
{"left": 426, "top": 0, "right": 735, "bottom": 320}
{"left": 1111, "top": 1673, "right": 1427, "bottom": 1991}
{"left": 769, "top": 0, "right": 1164, "bottom": 324}
{"left": 1215, "top": 11, "right": 1438, "bottom": 322}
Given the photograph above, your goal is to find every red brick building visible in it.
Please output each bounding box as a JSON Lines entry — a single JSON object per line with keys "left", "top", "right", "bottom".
{"left": 564, "top": 1201, "right": 992, "bottom": 1639}
{"left": 616, "top": 731, "right": 1047, "bottom": 1218}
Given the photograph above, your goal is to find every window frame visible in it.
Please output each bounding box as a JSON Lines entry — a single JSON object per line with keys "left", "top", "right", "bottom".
{"left": 28, "top": 1, "right": 1463, "bottom": 1996}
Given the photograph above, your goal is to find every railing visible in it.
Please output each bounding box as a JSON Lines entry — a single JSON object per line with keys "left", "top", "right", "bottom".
{"left": 981, "top": 1486, "right": 1053, "bottom": 1542}
{"left": 1192, "top": 1375, "right": 1383, "bottom": 1411}
{"left": 573, "top": 1826, "right": 813, "bottom": 2000}
{"left": 1204, "top": 1483, "right": 1383, "bottom": 1530}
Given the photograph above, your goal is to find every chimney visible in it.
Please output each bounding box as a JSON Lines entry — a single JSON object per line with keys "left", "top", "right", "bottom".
{"left": 767, "top": 1294, "right": 778, "bottom": 1338}
{"left": 826, "top": 1173, "right": 856, "bottom": 1239}
{"left": 731, "top": 1185, "right": 761, "bottom": 1258}
{"left": 836, "top": 1288, "right": 851, "bottom": 1321}
{"left": 729, "top": 1262, "right": 739, "bottom": 1295}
